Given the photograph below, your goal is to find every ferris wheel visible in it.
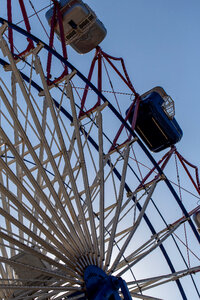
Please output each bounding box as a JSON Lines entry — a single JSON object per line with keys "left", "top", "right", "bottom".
{"left": 0, "top": 1, "right": 199, "bottom": 299}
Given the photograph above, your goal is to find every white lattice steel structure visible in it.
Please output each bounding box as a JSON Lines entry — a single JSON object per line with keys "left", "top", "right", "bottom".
{"left": 0, "top": 2, "right": 199, "bottom": 299}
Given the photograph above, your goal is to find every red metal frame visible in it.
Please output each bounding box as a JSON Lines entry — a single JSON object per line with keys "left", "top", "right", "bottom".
{"left": 7, "top": 0, "right": 34, "bottom": 58}
{"left": 46, "top": 0, "right": 68, "bottom": 85}
{"left": 78, "top": 46, "right": 140, "bottom": 152}
{"left": 175, "top": 150, "right": 200, "bottom": 195}
{"left": 78, "top": 47, "right": 102, "bottom": 119}
{"left": 100, "top": 48, "right": 136, "bottom": 93}
{"left": 135, "top": 146, "right": 200, "bottom": 198}
{"left": 5, "top": 0, "right": 200, "bottom": 204}
{"left": 108, "top": 94, "right": 140, "bottom": 153}
{"left": 136, "top": 146, "right": 176, "bottom": 191}
{"left": 7, "top": 0, "right": 68, "bottom": 85}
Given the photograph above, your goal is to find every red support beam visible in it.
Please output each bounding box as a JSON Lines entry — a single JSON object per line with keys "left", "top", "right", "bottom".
{"left": 78, "top": 46, "right": 139, "bottom": 151}
{"left": 108, "top": 95, "right": 140, "bottom": 153}
{"left": 46, "top": 0, "right": 68, "bottom": 86}
{"left": 7, "top": 0, "right": 14, "bottom": 53}
{"left": 136, "top": 146, "right": 176, "bottom": 191}
{"left": 78, "top": 48, "right": 99, "bottom": 118}
{"left": 7, "top": 0, "right": 34, "bottom": 57}
{"left": 175, "top": 150, "right": 200, "bottom": 195}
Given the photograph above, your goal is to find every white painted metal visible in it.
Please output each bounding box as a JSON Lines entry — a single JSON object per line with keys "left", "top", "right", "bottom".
{"left": 0, "top": 28, "right": 198, "bottom": 300}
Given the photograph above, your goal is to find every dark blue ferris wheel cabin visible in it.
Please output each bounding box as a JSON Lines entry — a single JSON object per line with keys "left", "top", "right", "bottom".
{"left": 127, "top": 87, "right": 183, "bottom": 152}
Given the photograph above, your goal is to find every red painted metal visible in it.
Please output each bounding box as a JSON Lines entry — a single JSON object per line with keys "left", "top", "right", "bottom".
{"left": 108, "top": 95, "right": 140, "bottom": 153}
{"left": 97, "top": 52, "right": 102, "bottom": 107}
{"left": 57, "top": 2, "right": 68, "bottom": 61}
{"left": 46, "top": 3, "right": 57, "bottom": 83}
{"left": 175, "top": 150, "right": 200, "bottom": 195}
{"left": 46, "top": 1, "right": 68, "bottom": 85}
{"left": 19, "top": 0, "right": 31, "bottom": 33}
{"left": 100, "top": 48, "right": 137, "bottom": 94}
{"left": 79, "top": 47, "right": 138, "bottom": 118}
{"left": 78, "top": 46, "right": 139, "bottom": 151}
{"left": 78, "top": 48, "right": 100, "bottom": 118}
{"left": 7, "top": 0, "right": 14, "bottom": 54}
{"left": 136, "top": 146, "right": 176, "bottom": 191}
{"left": 7, "top": 0, "right": 34, "bottom": 57}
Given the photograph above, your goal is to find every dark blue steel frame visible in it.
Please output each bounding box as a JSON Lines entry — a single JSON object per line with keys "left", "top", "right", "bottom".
{"left": 0, "top": 18, "right": 199, "bottom": 299}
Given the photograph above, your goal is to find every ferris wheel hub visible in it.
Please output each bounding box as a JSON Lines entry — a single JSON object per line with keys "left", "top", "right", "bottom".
{"left": 84, "top": 265, "right": 131, "bottom": 300}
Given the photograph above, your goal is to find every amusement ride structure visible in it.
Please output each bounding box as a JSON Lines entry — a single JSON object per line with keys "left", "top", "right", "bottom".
{"left": 0, "top": 1, "right": 199, "bottom": 299}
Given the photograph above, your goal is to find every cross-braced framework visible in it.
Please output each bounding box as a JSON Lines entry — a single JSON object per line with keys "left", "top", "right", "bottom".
{"left": 0, "top": 1, "right": 199, "bottom": 299}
